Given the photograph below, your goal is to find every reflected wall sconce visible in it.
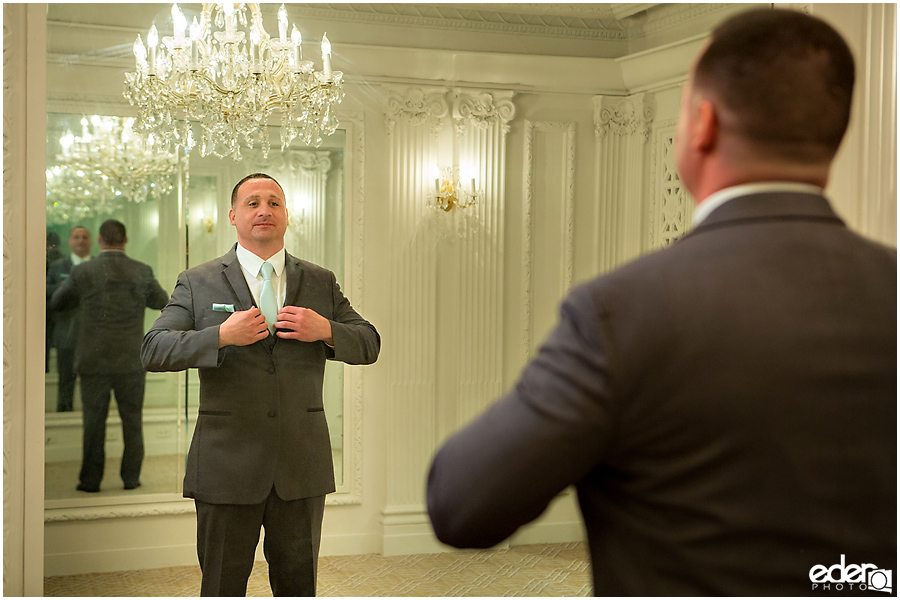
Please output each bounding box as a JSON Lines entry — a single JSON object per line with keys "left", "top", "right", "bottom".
{"left": 430, "top": 165, "right": 479, "bottom": 212}
{"left": 194, "top": 209, "right": 216, "bottom": 233}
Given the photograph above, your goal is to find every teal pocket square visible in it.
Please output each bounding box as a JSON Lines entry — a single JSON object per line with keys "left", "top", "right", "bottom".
{"left": 212, "top": 303, "right": 235, "bottom": 313}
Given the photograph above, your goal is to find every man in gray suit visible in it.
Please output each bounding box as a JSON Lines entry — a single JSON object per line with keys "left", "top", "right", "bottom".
{"left": 51, "top": 219, "right": 169, "bottom": 492}
{"left": 427, "top": 9, "right": 895, "bottom": 595}
{"left": 47, "top": 225, "right": 93, "bottom": 411}
{"left": 142, "top": 173, "right": 380, "bottom": 596}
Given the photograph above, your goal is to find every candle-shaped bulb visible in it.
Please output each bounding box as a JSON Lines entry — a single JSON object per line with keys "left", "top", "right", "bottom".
{"left": 172, "top": 4, "right": 186, "bottom": 45}
{"left": 278, "top": 4, "right": 288, "bottom": 42}
{"left": 147, "top": 24, "right": 159, "bottom": 48}
{"left": 189, "top": 16, "right": 200, "bottom": 65}
{"left": 223, "top": 3, "right": 235, "bottom": 36}
{"left": 91, "top": 115, "right": 102, "bottom": 127}
{"left": 250, "top": 25, "right": 260, "bottom": 67}
{"left": 60, "top": 132, "right": 74, "bottom": 152}
{"left": 291, "top": 25, "right": 301, "bottom": 66}
{"left": 322, "top": 33, "right": 332, "bottom": 78}
{"left": 133, "top": 34, "right": 147, "bottom": 67}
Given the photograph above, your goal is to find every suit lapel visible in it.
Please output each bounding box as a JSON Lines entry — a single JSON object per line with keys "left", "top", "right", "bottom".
{"left": 284, "top": 253, "right": 306, "bottom": 308}
{"left": 220, "top": 248, "right": 255, "bottom": 311}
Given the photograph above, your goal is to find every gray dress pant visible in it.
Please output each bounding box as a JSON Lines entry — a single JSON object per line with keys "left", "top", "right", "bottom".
{"left": 195, "top": 488, "right": 326, "bottom": 596}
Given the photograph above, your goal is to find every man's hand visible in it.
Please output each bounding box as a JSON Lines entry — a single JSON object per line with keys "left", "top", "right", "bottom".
{"left": 275, "top": 306, "right": 333, "bottom": 344}
{"left": 218, "top": 307, "right": 269, "bottom": 348}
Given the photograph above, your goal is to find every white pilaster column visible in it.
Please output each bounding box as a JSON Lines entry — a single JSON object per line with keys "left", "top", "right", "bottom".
{"left": 593, "top": 93, "right": 656, "bottom": 273}
{"left": 441, "top": 90, "right": 515, "bottom": 437}
{"left": 381, "top": 86, "right": 448, "bottom": 551}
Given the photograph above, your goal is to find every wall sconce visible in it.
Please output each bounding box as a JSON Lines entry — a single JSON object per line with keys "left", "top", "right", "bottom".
{"left": 430, "top": 165, "right": 479, "bottom": 212}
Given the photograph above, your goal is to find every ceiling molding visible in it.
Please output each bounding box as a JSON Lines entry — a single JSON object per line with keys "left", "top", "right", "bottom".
{"left": 278, "top": 3, "right": 628, "bottom": 41}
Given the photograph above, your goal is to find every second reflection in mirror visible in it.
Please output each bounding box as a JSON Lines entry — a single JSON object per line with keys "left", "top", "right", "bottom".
{"left": 44, "top": 113, "right": 353, "bottom": 505}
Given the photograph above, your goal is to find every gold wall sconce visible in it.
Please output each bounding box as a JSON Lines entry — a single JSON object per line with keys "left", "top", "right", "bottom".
{"left": 430, "top": 165, "right": 479, "bottom": 212}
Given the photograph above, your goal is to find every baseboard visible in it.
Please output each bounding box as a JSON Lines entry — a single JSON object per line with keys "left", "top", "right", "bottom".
{"left": 44, "top": 542, "right": 199, "bottom": 577}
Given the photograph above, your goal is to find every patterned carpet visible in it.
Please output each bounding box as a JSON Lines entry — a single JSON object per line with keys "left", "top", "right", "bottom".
{"left": 44, "top": 542, "right": 592, "bottom": 596}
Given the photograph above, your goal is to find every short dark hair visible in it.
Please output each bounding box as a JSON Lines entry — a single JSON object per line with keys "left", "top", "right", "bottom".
{"left": 69, "top": 225, "right": 89, "bottom": 235}
{"left": 694, "top": 9, "right": 855, "bottom": 162}
{"left": 231, "top": 173, "right": 285, "bottom": 206}
{"left": 99, "top": 219, "right": 127, "bottom": 246}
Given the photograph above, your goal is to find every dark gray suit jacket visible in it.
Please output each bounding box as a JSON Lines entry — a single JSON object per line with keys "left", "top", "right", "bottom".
{"left": 47, "top": 255, "right": 78, "bottom": 350}
{"left": 427, "top": 192, "right": 896, "bottom": 595}
{"left": 50, "top": 251, "right": 169, "bottom": 374}
{"left": 141, "top": 246, "right": 380, "bottom": 505}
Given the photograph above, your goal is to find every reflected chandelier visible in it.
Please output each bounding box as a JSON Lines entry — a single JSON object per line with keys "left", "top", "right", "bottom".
{"left": 123, "top": 3, "right": 344, "bottom": 161}
{"left": 46, "top": 115, "right": 177, "bottom": 224}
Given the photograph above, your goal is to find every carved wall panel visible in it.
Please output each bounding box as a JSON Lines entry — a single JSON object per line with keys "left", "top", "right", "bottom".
{"left": 648, "top": 123, "right": 693, "bottom": 249}
{"left": 522, "top": 121, "right": 576, "bottom": 361}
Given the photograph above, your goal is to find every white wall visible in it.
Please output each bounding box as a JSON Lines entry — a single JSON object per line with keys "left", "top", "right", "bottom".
{"left": 4, "top": 3, "right": 895, "bottom": 592}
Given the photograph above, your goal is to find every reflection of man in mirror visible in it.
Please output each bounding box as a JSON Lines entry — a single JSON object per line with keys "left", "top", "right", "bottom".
{"left": 45, "top": 231, "right": 62, "bottom": 373}
{"left": 47, "top": 226, "right": 93, "bottom": 411}
{"left": 142, "top": 173, "right": 380, "bottom": 597}
{"left": 50, "top": 219, "right": 169, "bottom": 493}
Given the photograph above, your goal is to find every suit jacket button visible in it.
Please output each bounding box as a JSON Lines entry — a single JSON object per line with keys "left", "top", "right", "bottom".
{"left": 268, "top": 410, "right": 277, "bottom": 417}
{"left": 268, "top": 367, "right": 275, "bottom": 374}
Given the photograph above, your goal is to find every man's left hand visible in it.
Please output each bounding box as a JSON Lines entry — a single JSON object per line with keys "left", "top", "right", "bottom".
{"left": 275, "top": 306, "right": 334, "bottom": 345}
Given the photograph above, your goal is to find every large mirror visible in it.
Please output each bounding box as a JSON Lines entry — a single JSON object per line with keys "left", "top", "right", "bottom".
{"left": 44, "top": 111, "right": 348, "bottom": 504}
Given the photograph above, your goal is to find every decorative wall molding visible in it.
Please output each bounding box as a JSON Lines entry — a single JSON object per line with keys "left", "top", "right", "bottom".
{"left": 334, "top": 110, "right": 366, "bottom": 506}
{"left": 451, "top": 90, "right": 516, "bottom": 136}
{"left": 44, "top": 498, "right": 195, "bottom": 523}
{"left": 521, "top": 121, "right": 576, "bottom": 360}
{"left": 383, "top": 86, "right": 449, "bottom": 135}
{"left": 593, "top": 94, "right": 656, "bottom": 141}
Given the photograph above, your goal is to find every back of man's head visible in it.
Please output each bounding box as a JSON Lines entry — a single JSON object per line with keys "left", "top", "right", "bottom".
{"left": 694, "top": 9, "right": 855, "bottom": 164}
{"left": 99, "top": 219, "right": 127, "bottom": 248}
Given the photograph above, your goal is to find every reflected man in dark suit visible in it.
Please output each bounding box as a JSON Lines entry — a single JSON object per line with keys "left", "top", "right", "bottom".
{"left": 47, "top": 225, "right": 92, "bottom": 411}
{"left": 142, "top": 173, "right": 380, "bottom": 596}
{"left": 427, "top": 9, "right": 896, "bottom": 595}
{"left": 51, "top": 219, "right": 169, "bottom": 493}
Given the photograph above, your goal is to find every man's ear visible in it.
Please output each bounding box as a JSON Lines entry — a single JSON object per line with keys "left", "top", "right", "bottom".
{"left": 228, "top": 208, "right": 235, "bottom": 226}
{"left": 695, "top": 100, "right": 718, "bottom": 152}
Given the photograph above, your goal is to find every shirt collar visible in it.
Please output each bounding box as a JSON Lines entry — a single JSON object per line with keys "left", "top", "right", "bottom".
{"left": 71, "top": 253, "right": 89, "bottom": 266}
{"left": 692, "top": 182, "right": 824, "bottom": 227}
{"left": 236, "top": 243, "right": 286, "bottom": 277}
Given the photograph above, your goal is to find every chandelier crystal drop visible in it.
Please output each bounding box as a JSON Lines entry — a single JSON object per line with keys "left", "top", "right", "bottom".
{"left": 123, "top": 3, "right": 344, "bottom": 161}
{"left": 46, "top": 115, "right": 178, "bottom": 224}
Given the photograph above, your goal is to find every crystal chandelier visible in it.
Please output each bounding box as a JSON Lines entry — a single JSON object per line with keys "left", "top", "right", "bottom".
{"left": 46, "top": 115, "right": 178, "bottom": 224}
{"left": 123, "top": 3, "right": 344, "bottom": 161}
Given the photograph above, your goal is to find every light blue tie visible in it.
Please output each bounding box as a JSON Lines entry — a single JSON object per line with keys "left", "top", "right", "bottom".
{"left": 259, "top": 261, "right": 278, "bottom": 335}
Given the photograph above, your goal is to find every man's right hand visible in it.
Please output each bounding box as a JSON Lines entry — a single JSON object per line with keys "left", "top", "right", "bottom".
{"left": 218, "top": 307, "right": 269, "bottom": 348}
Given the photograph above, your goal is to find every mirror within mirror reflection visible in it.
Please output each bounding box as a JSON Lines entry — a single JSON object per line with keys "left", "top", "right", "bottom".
{"left": 45, "top": 112, "right": 347, "bottom": 503}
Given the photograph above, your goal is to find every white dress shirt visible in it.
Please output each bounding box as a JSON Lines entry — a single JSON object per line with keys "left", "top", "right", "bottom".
{"left": 236, "top": 244, "right": 286, "bottom": 311}
{"left": 692, "top": 182, "right": 825, "bottom": 227}
{"left": 71, "top": 253, "right": 89, "bottom": 266}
